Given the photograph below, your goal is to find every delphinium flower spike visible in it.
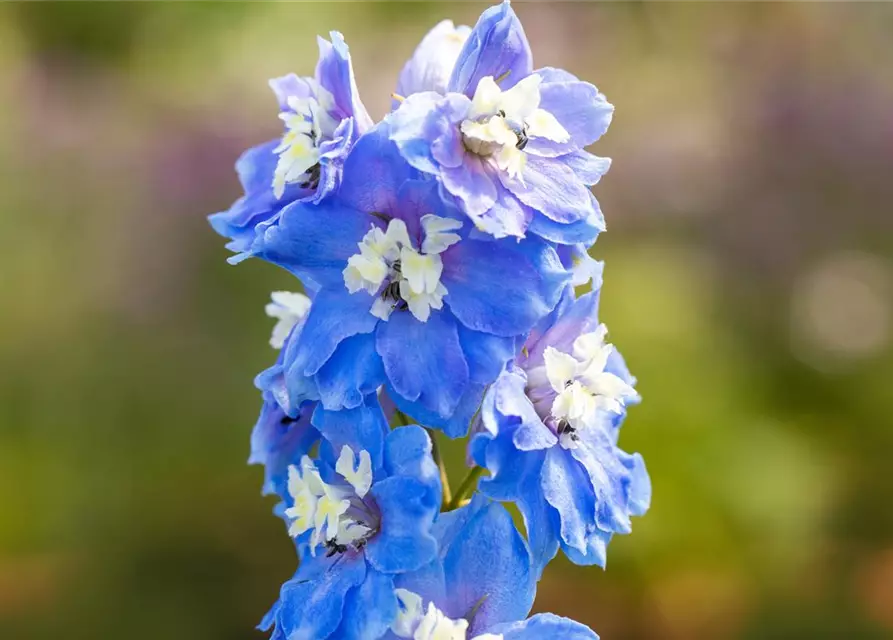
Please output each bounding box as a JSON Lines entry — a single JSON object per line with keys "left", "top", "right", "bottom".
{"left": 209, "top": 2, "right": 649, "bottom": 638}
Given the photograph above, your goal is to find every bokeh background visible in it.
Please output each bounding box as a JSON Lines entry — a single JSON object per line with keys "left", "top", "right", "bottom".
{"left": 2, "top": 2, "right": 892, "bottom": 639}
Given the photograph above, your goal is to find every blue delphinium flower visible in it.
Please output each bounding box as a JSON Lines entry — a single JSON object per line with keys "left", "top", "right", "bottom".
{"left": 209, "top": 32, "right": 373, "bottom": 263}
{"left": 387, "top": 1, "right": 613, "bottom": 244}
{"left": 262, "top": 421, "right": 442, "bottom": 640}
{"left": 383, "top": 496, "right": 599, "bottom": 639}
{"left": 470, "top": 279, "right": 651, "bottom": 574}
{"left": 256, "top": 121, "right": 570, "bottom": 436}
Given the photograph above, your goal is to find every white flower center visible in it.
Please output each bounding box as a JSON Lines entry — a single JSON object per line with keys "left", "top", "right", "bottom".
{"left": 343, "top": 216, "right": 462, "bottom": 323}
{"left": 526, "top": 324, "right": 638, "bottom": 449}
{"left": 392, "top": 590, "right": 503, "bottom": 640}
{"left": 265, "top": 291, "right": 311, "bottom": 349}
{"left": 285, "top": 445, "right": 377, "bottom": 556}
{"left": 460, "top": 74, "right": 569, "bottom": 179}
{"left": 272, "top": 84, "right": 339, "bottom": 198}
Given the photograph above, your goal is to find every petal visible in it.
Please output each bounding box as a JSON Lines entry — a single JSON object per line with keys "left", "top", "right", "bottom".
{"left": 525, "top": 287, "right": 601, "bottom": 366}
{"left": 384, "top": 425, "right": 442, "bottom": 498}
{"left": 366, "top": 476, "right": 439, "bottom": 574}
{"left": 338, "top": 121, "right": 420, "bottom": 214}
{"left": 440, "top": 501, "right": 535, "bottom": 635}
{"left": 541, "top": 446, "right": 600, "bottom": 563}
{"left": 440, "top": 154, "right": 498, "bottom": 220}
{"left": 561, "top": 150, "right": 612, "bottom": 186}
{"left": 525, "top": 73, "right": 613, "bottom": 157}
{"left": 457, "top": 325, "right": 519, "bottom": 385}
{"left": 291, "top": 287, "right": 379, "bottom": 377}
{"left": 269, "top": 73, "right": 316, "bottom": 111}
{"left": 442, "top": 235, "right": 568, "bottom": 337}
{"left": 448, "top": 1, "right": 533, "bottom": 97}
{"left": 274, "top": 556, "right": 366, "bottom": 640}
{"left": 396, "top": 20, "right": 472, "bottom": 98}
{"left": 489, "top": 613, "right": 599, "bottom": 640}
{"left": 527, "top": 206, "right": 603, "bottom": 246}
{"left": 334, "top": 570, "right": 398, "bottom": 640}
{"left": 376, "top": 310, "right": 470, "bottom": 419}
{"left": 501, "top": 154, "right": 596, "bottom": 224}
{"left": 260, "top": 198, "right": 377, "bottom": 289}
{"left": 316, "top": 32, "right": 373, "bottom": 131}
{"left": 249, "top": 397, "right": 319, "bottom": 500}
{"left": 387, "top": 381, "right": 485, "bottom": 439}
{"left": 311, "top": 394, "right": 389, "bottom": 471}
{"left": 314, "top": 331, "right": 386, "bottom": 411}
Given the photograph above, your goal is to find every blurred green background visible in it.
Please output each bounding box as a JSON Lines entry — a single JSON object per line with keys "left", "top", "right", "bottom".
{"left": 2, "top": 2, "right": 892, "bottom": 639}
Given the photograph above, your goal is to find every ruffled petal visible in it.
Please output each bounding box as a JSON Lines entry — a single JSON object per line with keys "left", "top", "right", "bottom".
{"left": 442, "top": 235, "right": 568, "bottom": 337}
{"left": 448, "top": 1, "right": 533, "bottom": 97}
{"left": 366, "top": 476, "right": 439, "bottom": 574}
{"left": 439, "top": 500, "right": 535, "bottom": 635}
{"left": 396, "top": 20, "right": 472, "bottom": 98}
{"left": 501, "top": 154, "right": 597, "bottom": 224}
{"left": 334, "top": 569, "right": 397, "bottom": 640}
{"left": 541, "top": 446, "right": 601, "bottom": 563}
{"left": 457, "top": 325, "right": 519, "bottom": 385}
{"left": 290, "top": 287, "right": 379, "bottom": 377}
{"left": 311, "top": 394, "right": 389, "bottom": 471}
{"left": 314, "top": 331, "right": 386, "bottom": 411}
{"left": 376, "top": 310, "right": 470, "bottom": 419}
{"left": 316, "top": 32, "right": 373, "bottom": 131}
{"left": 384, "top": 425, "right": 442, "bottom": 497}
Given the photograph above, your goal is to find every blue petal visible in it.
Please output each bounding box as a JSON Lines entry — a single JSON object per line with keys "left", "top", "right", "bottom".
{"left": 384, "top": 425, "right": 442, "bottom": 498}
{"left": 260, "top": 198, "right": 378, "bottom": 289}
{"left": 528, "top": 74, "right": 613, "bottom": 156}
{"left": 541, "top": 446, "right": 606, "bottom": 567}
{"left": 311, "top": 394, "right": 388, "bottom": 470}
{"left": 376, "top": 310, "right": 470, "bottom": 419}
{"left": 442, "top": 235, "right": 568, "bottom": 337}
{"left": 269, "top": 73, "right": 315, "bottom": 111}
{"left": 440, "top": 501, "right": 535, "bottom": 635}
{"left": 290, "top": 287, "right": 379, "bottom": 376}
{"left": 316, "top": 32, "right": 373, "bottom": 131}
{"left": 338, "top": 121, "right": 420, "bottom": 214}
{"left": 561, "top": 150, "right": 612, "bottom": 186}
{"left": 274, "top": 555, "right": 366, "bottom": 640}
{"left": 524, "top": 286, "right": 601, "bottom": 366}
{"left": 249, "top": 396, "right": 319, "bottom": 499}
{"left": 314, "top": 331, "right": 385, "bottom": 410}
{"left": 393, "top": 557, "right": 446, "bottom": 610}
{"left": 440, "top": 154, "right": 498, "bottom": 219}
{"left": 501, "top": 155, "right": 597, "bottom": 224}
{"left": 527, "top": 208, "right": 602, "bottom": 246}
{"left": 366, "top": 476, "right": 439, "bottom": 574}
{"left": 448, "top": 1, "right": 533, "bottom": 97}
{"left": 457, "top": 325, "right": 518, "bottom": 385}
{"left": 396, "top": 20, "right": 472, "bottom": 97}
{"left": 334, "top": 568, "right": 397, "bottom": 640}
{"left": 489, "top": 613, "right": 600, "bottom": 640}
{"left": 387, "top": 382, "right": 485, "bottom": 439}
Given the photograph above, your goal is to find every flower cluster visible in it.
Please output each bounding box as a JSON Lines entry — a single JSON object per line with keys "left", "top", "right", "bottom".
{"left": 210, "top": 3, "right": 650, "bottom": 638}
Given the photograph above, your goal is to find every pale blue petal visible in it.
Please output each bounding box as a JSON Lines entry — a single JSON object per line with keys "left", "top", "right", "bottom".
{"left": 489, "top": 613, "right": 599, "bottom": 640}
{"left": 501, "top": 155, "right": 596, "bottom": 224}
{"left": 541, "top": 446, "right": 599, "bottom": 562}
{"left": 527, "top": 76, "right": 613, "bottom": 156}
{"left": 316, "top": 32, "right": 373, "bottom": 131}
{"left": 448, "top": 1, "right": 533, "bottom": 96}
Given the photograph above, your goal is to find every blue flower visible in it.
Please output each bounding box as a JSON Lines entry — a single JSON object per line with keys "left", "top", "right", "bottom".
{"left": 385, "top": 496, "right": 600, "bottom": 639}
{"left": 386, "top": 1, "right": 613, "bottom": 244}
{"left": 209, "top": 32, "right": 373, "bottom": 263}
{"left": 257, "top": 121, "right": 570, "bottom": 436}
{"left": 262, "top": 423, "right": 442, "bottom": 640}
{"left": 470, "top": 282, "right": 650, "bottom": 575}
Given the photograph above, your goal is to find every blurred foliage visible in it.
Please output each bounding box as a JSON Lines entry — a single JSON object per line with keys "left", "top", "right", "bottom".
{"left": 1, "top": 3, "right": 892, "bottom": 639}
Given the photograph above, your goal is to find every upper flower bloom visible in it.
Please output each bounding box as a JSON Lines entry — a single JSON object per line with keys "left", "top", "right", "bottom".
{"left": 256, "top": 121, "right": 570, "bottom": 436}
{"left": 209, "top": 32, "right": 373, "bottom": 263}
{"left": 387, "top": 1, "right": 613, "bottom": 244}
{"left": 262, "top": 422, "right": 442, "bottom": 640}
{"left": 470, "top": 281, "right": 650, "bottom": 574}
{"left": 384, "top": 496, "right": 600, "bottom": 640}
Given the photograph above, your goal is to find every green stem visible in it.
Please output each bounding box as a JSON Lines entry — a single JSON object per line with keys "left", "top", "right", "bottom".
{"left": 426, "top": 428, "right": 452, "bottom": 507}
{"left": 448, "top": 466, "right": 484, "bottom": 511}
